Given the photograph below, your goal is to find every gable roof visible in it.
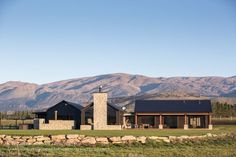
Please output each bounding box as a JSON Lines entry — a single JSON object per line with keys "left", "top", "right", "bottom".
{"left": 62, "top": 100, "right": 83, "bottom": 111}
{"left": 82, "top": 101, "right": 122, "bottom": 111}
{"left": 135, "top": 100, "right": 212, "bottom": 113}
{"left": 34, "top": 100, "right": 83, "bottom": 114}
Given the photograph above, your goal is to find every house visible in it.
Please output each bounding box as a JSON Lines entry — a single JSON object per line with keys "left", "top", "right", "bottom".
{"left": 133, "top": 100, "right": 212, "bottom": 129}
{"left": 34, "top": 92, "right": 123, "bottom": 130}
{"left": 34, "top": 91, "right": 213, "bottom": 130}
{"left": 34, "top": 100, "right": 83, "bottom": 129}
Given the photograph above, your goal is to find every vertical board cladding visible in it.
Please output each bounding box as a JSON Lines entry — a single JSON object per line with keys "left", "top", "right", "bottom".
{"left": 178, "top": 116, "right": 185, "bottom": 128}
{"left": 45, "top": 101, "right": 82, "bottom": 129}
{"left": 93, "top": 93, "right": 108, "bottom": 130}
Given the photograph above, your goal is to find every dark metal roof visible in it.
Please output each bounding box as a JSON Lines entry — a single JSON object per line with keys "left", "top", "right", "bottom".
{"left": 63, "top": 100, "right": 83, "bottom": 111}
{"left": 83, "top": 101, "right": 122, "bottom": 111}
{"left": 135, "top": 100, "right": 212, "bottom": 113}
{"left": 33, "top": 100, "right": 83, "bottom": 114}
{"left": 33, "top": 109, "right": 47, "bottom": 114}
{"left": 108, "top": 101, "right": 122, "bottom": 111}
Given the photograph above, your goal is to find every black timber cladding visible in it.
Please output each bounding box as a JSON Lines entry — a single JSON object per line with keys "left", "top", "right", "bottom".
{"left": 34, "top": 100, "right": 83, "bottom": 129}
{"left": 135, "top": 100, "right": 212, "bottom": 113}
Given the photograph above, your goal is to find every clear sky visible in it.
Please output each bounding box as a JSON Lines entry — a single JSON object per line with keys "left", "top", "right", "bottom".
{"left": 0, "top": 0, "right": 235, "bottom": 84}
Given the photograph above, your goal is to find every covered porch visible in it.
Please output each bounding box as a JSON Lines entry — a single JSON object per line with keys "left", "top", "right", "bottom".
{"left": 134, "top": 113, "right": 212, "bottom": 129}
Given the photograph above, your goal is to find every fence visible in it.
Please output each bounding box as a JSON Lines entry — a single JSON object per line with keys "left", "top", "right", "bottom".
{"left": 212, "top": 117, "right": 236, "bottom": 125}
{"left": 0, "top": 119, "right": 34, "bottom": 130}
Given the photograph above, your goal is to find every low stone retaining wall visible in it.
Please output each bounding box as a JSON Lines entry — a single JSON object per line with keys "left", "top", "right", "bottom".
{"left": 0, "top": 133, "right": 230, "bottom": 146}
{"left": 34, "top": 119, "right": 75, "bottom": 130}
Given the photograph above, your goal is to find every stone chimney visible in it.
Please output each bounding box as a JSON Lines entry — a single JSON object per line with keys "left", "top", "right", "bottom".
{"left": 93, "top": 92, "right": 108, "bottom": 130}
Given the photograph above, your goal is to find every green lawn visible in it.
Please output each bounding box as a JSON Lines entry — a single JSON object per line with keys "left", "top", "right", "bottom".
{"left": 0, "top": 125, "right": 235, "bottom": 137}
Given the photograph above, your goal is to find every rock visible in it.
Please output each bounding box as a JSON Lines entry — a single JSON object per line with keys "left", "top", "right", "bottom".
{"left": 109, "top": 137, "right": 122, "bottom": 144}
{"left": 156, "top": 137, "right": 169, "bottom": 141}
{"left": 66, "top": 139, "right": 80, "bottom": 145}
{"left": 206, "top": 133, "right": 213, "bottom": 137}
{"left": 169, "top": 136, "right": 177, "bottom": 140}
{"left": 196, "top": 136, "right": 204, "bottom": 139}
{"left": 81, "top": 137, "right": 96, "bottom": 145}
{"left": 36, "top": 137, "right": 51, "bottom": 142}
{"left": 77, "top": 135, "right": 85, "bottom": 140}
{"left": 21, "top": 136, "right": 32, "bottom": 140}
{"left": 12, "top": 136, "right": 21, "bottom": 139}
{"left": 33, "top": 141, "right": 44, "bottom": 145}
{"left": 136, "top": 136, "right": 146, "bottom": 144}
{"left": 5, "top": 140, "right": 19, "bottom": 145}
{"left": 51, "top": 135, "right": 66, "bottom": 141}
{"left": 15, "top": 138, "right": 26, "bottom": 143}
{"left": 163, "top": 139, "right": 171, "bottom": 143}
{"left": 121, "top": 136, "right": 136, "bottom": 143}
{"left": 43, "top": 140, "right": 52, "bottom": 145}
{"left": 4, "top": 136, "right": 13, "bottom": 140}
{"left": 0, "top": 135, "right": 6, "bottom": 138}
{"left": 147, "top": 136, "right": 159, "bottom": 140}
{"left": 66, "top": 134, "right": 79, "bottom": 139}
{"left": 96, "top": 137, "right": 109, "bottom": 144}
{"left": 179, "top": 136, "right": 189, "bottom": 139}
{"left": 27, "top": 138, "right": 36, "bottom": 143}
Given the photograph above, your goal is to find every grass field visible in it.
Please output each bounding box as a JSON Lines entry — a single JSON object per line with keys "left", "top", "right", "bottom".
{"left": 0, "top": 135, "right": 235, "bottom": 157}
{"left": 0, "top": 125, "right": 235, "bottom": 137}
{"left": 0, "top": 125, "right": 235, "bottom": 157}
{"left": 1, "top": 118, "right": 236, "bottom": 126}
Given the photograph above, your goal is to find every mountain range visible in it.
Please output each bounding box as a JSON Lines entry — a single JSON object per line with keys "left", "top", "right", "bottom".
{"left": 0, "top": 73, "right": 236, "bottom": 111}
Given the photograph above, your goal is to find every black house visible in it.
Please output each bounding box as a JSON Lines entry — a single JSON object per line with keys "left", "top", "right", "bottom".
{"left": 34, "top": 100, "right": 83, "bottom": 129}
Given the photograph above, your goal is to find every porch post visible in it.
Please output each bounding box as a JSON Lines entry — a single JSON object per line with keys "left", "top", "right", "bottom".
{"left": 81, "top": 110, "right": 85, "bottom": 125}
{"left": 123, "top": 115, "right": 126, "bottom": 128}
{"left": 205, "top": 115, "right": 208, "bottom": 128}
{"left": 116, "top": 111, "right": 120, "bottom": 125}
{"left": 208, "top": 114, "right": 213, "bottom": 130}
{"left": 54, "top": 111, "right": 58, "bottom": 120}
{"left": 154, "top": 116, "right": 157, "bottom": 128}
{"left": 159, "top": 114, "right": 163, "bottom": 129}
{"left": 135, "top": 114, "right": 138, "bottom": 128}
{"left": 184, "top": 113, "right": 188, "bottom": 130}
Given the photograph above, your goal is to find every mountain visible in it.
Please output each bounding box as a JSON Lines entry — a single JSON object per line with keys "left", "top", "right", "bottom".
{"left": 0, "top": 73, "right": 236, "bottom": 111}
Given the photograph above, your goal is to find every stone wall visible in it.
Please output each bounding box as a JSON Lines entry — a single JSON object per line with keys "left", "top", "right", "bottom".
{"left": 80, "top": 125, "right": 122, "bottom": 130}
{"left": 0, "top": 133, "right": 230, "bottom": 146}
{"left": 106, "top": 125, "right": 122, "bottom": 130}
{"left": 34, "top": 119, "right": 75, "bottom": 130}
{"left": 80, "top": 125, "right": 92, "bottom": 130}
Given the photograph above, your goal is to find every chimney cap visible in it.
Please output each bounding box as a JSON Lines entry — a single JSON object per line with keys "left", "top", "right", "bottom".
{"left": 99, "top": 85, "right": 103, "bottom": 92}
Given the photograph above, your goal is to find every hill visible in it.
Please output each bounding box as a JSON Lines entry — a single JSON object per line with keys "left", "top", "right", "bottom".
{"left": 0, "top": 73, "right": 236, "bottom": 111}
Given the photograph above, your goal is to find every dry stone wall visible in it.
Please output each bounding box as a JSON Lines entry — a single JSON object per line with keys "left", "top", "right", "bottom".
{"left": 0, "top": 133, "right": 231, "bottom": 146}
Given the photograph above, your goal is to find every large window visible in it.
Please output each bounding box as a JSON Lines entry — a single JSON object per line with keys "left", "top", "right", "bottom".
{"left": 138, "top": 116, "right": 155, "bottom": 128}
{"left": 188, "top": 116, "right": 205, "bottom": 128}
{"left": 164, "top": 116, "right": 177, "bottom": 128}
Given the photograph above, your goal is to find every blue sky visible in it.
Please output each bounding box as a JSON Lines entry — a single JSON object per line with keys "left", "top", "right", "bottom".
{"left": 0, "top": 0, "right": 235, "bottom": 84}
